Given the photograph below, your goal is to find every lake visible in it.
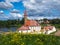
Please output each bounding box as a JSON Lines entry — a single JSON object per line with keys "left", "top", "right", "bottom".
{"left": 0, "top": 27, "right": 18, "bottom": 32}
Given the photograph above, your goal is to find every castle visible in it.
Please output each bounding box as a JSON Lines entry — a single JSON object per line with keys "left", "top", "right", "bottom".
{"left": 18, "top": 10, "right": 41, "bottom": 33}
{"left": 18, "top": 10, "right": 56, "bottom": 34}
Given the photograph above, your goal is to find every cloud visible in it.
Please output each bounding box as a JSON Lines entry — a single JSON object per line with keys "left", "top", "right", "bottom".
{"left": 0, "top": 2, "right": 13, "bottom": 9}
{"left": 9, "top": 9, "right": 22, "bottom": 19}
{"left": 22, "top": 0, "right": 60, "bottom": 17}
{"left": 6, "top": 0, "right": 21, "bottom": 2}
{"left": 0, "top": 10, "right": 4, "bottom": 14}
{"left": 0, "top": 0, "right": 21, "bottom": 10}
{"left": 0, "top": 9, "right": 23, "bottom": 20}
{"left": 0, "top": 11, "right": 9, "bottom": 20}
{"left": 11, "top": 9, "right": 20, "bottom": 13}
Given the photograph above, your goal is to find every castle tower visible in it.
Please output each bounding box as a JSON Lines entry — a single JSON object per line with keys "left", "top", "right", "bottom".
{"left": 24, "top": 10, "right": 27, "bottom": 24}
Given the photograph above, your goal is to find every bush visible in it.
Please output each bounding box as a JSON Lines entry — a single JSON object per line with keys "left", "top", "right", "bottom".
{"left": 0, "top": 32, "right": 60, "bottom": 45}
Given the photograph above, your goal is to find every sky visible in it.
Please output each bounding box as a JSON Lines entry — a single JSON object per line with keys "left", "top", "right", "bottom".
{"left": 0, "top": 0, "right": 60, "bottom": 20}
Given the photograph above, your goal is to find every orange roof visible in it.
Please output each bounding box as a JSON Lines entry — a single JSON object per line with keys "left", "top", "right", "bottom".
{"left": 44, "top": 26, "right": 53, "bottom": 31}
{"left": 18, "top": 20, "right": 40, "bottom": 30}
{"left": 24, "top": 20, "right": 39, "bottom": 26}
{"left": 44, "top": 27, "right": 49, "bottom": 30}
{"left": 18, "top": 20, "right": 39, "bottom": 30}
{"left": 18, "top": 25, "right": 30, "bottom": 30}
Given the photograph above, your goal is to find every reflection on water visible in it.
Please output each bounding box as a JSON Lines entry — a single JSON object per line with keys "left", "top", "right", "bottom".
{"left": 0, "top": 27, "right": 17, "bottom": 32}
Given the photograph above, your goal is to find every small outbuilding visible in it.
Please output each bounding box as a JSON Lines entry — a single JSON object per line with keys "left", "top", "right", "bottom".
{"left": 44, "top": 25, "right": 56, "bottom": 34}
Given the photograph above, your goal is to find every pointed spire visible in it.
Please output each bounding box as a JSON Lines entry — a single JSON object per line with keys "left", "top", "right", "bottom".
{"left": 24, "top": 10, "right": 27, "bottom": 16}
{"left": 24, "top": 10, "right": 27, "bottom": 24}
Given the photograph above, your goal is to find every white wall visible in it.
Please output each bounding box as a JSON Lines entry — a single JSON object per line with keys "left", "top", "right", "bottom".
{"left": 19, "top": 30, "right": 31, "bottom": 33}
{"left": 47, "top": 27, "right": 56, "bottom": 34}
{"left": 29, "top": 26, "right": 41, "bottom": 32}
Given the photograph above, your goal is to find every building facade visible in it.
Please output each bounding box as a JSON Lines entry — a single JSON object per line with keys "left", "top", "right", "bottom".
{"left": 18, "top": 10, "right": 41, "bottom": 33}
{"left": 18, "top": 10, "right": 56, "bottom": 34}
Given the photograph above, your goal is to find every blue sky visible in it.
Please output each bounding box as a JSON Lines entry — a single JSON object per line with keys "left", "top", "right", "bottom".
{"left": 0, "top": 0, "right": 60, "bottom": 20}
{"left": 0, "top": 0, "right": 25, "bottom": 14}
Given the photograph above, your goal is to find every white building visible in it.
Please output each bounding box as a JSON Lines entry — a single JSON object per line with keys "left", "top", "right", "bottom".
{"left": 18, "top": 10, "right": 41, "bottom": 33}
{"left": 18, "top": 10, "right": 56, "bottom": 34}
{"left": 44, "top": 26, "right": 56, "bottom": 34}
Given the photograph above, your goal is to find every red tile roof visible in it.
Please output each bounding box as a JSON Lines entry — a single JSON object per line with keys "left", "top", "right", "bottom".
{"left": 18, "top": 10, "right": 40, "bottom": 31}
{"left": 18, "top": 20, "right": 39, "bottom": 30}
{"left": 44, "top": 26, "right": 53, "bottom": 31}
{"left": 18, "top": 25, "right": 30, "bottom": 30}
{"left": 24, "top": 20, "right": 39, "bottom": 26}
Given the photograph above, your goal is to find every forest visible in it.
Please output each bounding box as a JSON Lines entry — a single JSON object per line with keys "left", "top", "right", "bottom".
{"left": 0, "top": 18, "right": 60, "bottom": 29}
{"left": 0, "top": 18, "right": 24, "bottom": 28}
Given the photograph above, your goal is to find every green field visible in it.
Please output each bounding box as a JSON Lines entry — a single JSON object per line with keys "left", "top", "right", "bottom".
{"left": 0, "top": 32, "right": 60, "bottom": 45}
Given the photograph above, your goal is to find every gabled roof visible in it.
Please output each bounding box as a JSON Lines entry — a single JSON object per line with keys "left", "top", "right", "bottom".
{"left": 18, "top": 20, "right": 40, "bottom": 30}
{"left": 18, "top": 25, "right": 30, "bottom": 30}
{"left": 25, "top": 20, "right": 39, "bottom": 26}
{"left": 44, "top": 26, "right": 53, "bottom": 31}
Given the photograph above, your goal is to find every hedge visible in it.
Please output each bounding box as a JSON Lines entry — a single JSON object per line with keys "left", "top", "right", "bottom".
{"left": 0, "top": 32, "right": 60, "bottom": 45}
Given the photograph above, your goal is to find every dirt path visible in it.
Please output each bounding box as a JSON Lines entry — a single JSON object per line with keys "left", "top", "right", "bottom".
{"left": 55, "top": 30, "right": 60, "bottom": 36}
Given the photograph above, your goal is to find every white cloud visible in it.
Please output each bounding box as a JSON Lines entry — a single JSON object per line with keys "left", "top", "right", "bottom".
{"left": 0, "top": 1, "right": 13, "bottom": 9}
{"left": 11, "top": 9, "right": 20, "bottom": 13}
{"left": 10, "top": 13, "right": 22, "bottom": 18}
{"left": 6, "top": 0, "right": 21, "bottom": 2}
{"left": 0, "top": 0, "right": 21, "bottom": 10}
{"left": 22, "top": 0, "right": 60, "bottom": 17}
{"left": 0, "top": 9, "right": 23, "bottom": 20}
{"left": 30, "top": 0, "right": 35, "bottom": 3}
{"left": 9, "top": 9, "right": 23, "bottom": 19}
{"left": 0, "top": 10, "right": 4, "bottom": 14}
{"left": 0, "top": 11, "right": 9, "bottom": 20}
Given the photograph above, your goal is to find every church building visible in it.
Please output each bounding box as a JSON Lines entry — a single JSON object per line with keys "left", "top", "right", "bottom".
{"left": 18, "top": 10, "right": 56, "bottom": 34}
{"left": 18, "top": 10, "right": 41, "bottom": 33}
